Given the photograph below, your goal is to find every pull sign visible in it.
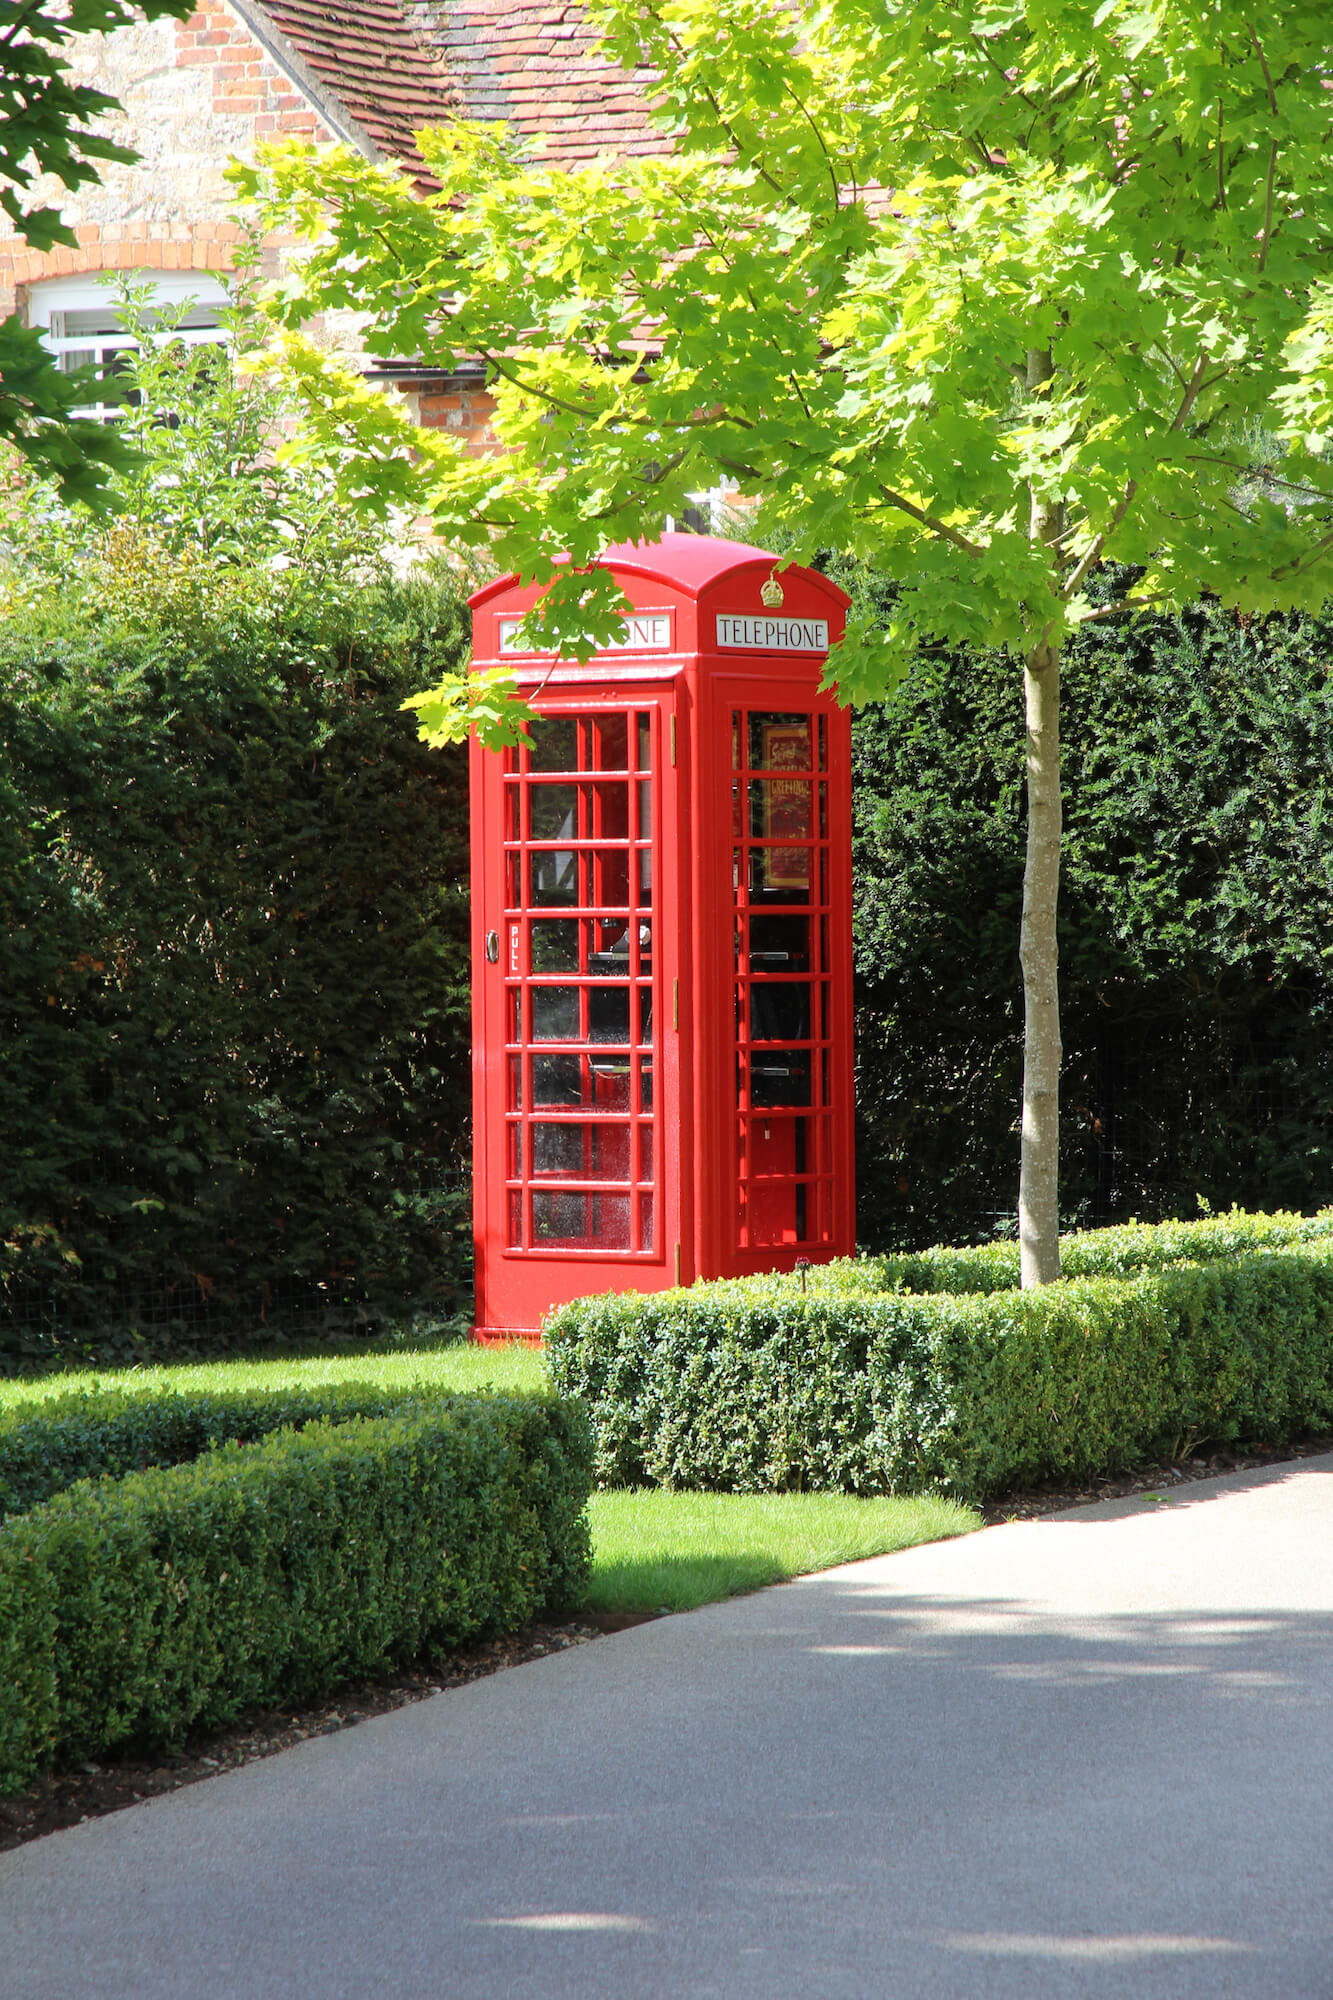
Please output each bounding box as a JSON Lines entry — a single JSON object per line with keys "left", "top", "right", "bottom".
{"left": 485, "top": 930, "right": 499, "bottom": 963}
{"left": 509, "top": 925, "right": 521, "bottom": 974}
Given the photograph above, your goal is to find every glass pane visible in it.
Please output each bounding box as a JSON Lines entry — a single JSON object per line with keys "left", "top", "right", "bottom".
{"left": 530, "top": 783, "right": 579, "bottom": 839}
{"left": 507, "top": 1056, "right": 523, "bottom": 1110}
{"left": 638, "top": 1124, "right": 655, "bottom": 1183}
{"left": 638, "top": 1056, "right": 653, "bottom": 1112}
{"left": 506, "top": 988, "right": 520, "bottom": 1041}
{"left": 593, "top": 1193, "right": 632, "bottom": 1247}
{"left": 592, "top": 782, "right": 629, "bottom": 840}
{"left": 749, "top": 776, "right": 812, "bottom": 842}
{"left": 533, "top": 1190, "right": 591, "bottom": 1242}
{"left": 750, "top": 982, "right": 810, "bottom": 1042}
{"left": 590, "top": 918, "right": 637, "bottom": 971}
{"left": 638, "top": 986, "right": 653, "bottom": 1045}
{"left": 749, "top": 914, "right": 810, "bottom": 968}
{"left": 637, "top": 849, "right": 653, "bottom": 906}
{"left": 588, "top": 984, "right": 630, "bottom": 1044}
{"left": 637, "top": 780, "right": 651, "bottom": 840}
{"left": 531, "top": 849, "right": 579, "bottom": 906}
{"left": 747, "top": 1185, "right": 799, "bottom": 1248}
{"left": 638, "top": 1192, "right": 655, "bottom": 1252}
{"left": 751, "top": 847, "right": 810, "bottom": 900}
{"left": 817, "top": 714, "right": 828, "bottom": 771}
{"left": 508, "top": 1189, "right": 523, "bottom": 1247}
{"left": 532, "top": 1189, "right": 631, "bottom": 1248}
{"left": 750, "top": 1053, "right": 812, "bottom": 1106}
{"left": 532, "top": 986, "right": 580, "bottom": 1041}
{"left": 732, "top": 710, "right": 742, "bottom": 769}
{"left": 533, "top": 1054, "right": 584, "bottom": 1106}
{"left": 505, "top": 851, "right": 521, "bottom": 907}
{"left": 594, "top": 715, "right": 628, "bottom": 770}
{"left": 532, "top": 1122, "right": 589, "bottom": 1177}
{"left": 592, "top": 1124, "right": 631, "bottom": 1181}
{"left": 506, "top": 1124, "right": 522, "bottom": 1177}
{"left": 530, "top": 1121, "right": 632, "bottom": 1182}
{"left": 528, "top": 717, "right": 578, "bottom": 772}
{"left": 637, "top": 713, "right": 652, "bottom": 773}
{"left": 749, "top": 713, "right": 812, "bottom": 771}
{"left": 531, "top": 919, "right": 580, "bottom": 973}
{"left": 503, "top": 785, "right": 520, "bottom": 840}
{"left": 593, "top": 849, "right": 630, "bottom": 908}
{"left": 591, "top": 1058, "right": 632, "bottom": 1112}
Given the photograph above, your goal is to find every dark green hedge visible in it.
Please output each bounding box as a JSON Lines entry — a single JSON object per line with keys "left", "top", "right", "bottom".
{"left": 0, "top": 1377, "right": 478, "bottom": 1518}
{"left": 544, "top": 1220, "right": 1333, "bottom": 1500}
{"left": 844, "top": 570, "right": 1333, "bottom": 1248}
{"left": 0, "top": 1392, "right": 592, "bottom": 1794}
{"left": 0, "top": 573, "right": 473, "bottom": 1364}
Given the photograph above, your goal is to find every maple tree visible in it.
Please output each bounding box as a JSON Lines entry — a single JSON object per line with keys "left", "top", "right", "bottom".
{"left": 239, "top": 0, "right": 1333, "bottom": 1283}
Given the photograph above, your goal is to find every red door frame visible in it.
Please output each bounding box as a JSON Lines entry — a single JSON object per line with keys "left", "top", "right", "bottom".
{"left": 691, "top": 670, "right": 855, "bottom": 1279}
{"left": 472, "top": 678, "right": 687, "bottom": 1340}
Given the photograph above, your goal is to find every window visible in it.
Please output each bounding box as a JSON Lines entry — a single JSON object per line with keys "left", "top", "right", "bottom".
{"left": 26, "top": 273, "right": 230, "bottom": 422}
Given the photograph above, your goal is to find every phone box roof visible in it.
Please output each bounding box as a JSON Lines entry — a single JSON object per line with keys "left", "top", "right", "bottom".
{"left": 469, "top": 533, "right": 850, "bottom": 679}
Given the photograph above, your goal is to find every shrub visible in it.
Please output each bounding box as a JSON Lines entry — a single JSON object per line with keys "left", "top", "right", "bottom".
{"left": 0, "top": 272, "right": 482, "bottom": 1362}
{"left": 0, "top": 1392, "right": 592, "bottom": 1794}
{"left": 846, "top": 576, "right": 1333, "bottom": 1248}
{"left": 0, "top": 1377, "right": 473, "bottom": 1519}
{"left": 543, "top": 1214, "right": 1333, "bottom": 1499}
{"left": 0, "top": 574, "right": 473, "bottom": 1363}
{"left": 839, "top": 1206, "right": 1333, "bottom": 1296}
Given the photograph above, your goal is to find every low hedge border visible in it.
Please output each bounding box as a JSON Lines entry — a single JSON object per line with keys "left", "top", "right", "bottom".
{"left": 0, "top": 1394, "right": 592, "bottom": 1795}
{"left": 544, "top": 1227, "right": 1333, "bottom": 1501}
{"left": 820, "top": 1207, "right": 1333, "bottom": 1298}
{"left": 0, "top": 1378, "right": 474, "bottom": 1520}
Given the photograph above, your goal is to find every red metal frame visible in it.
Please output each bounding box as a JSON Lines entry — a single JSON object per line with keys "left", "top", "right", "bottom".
{"left": 470, "top": 535, "right": 853, "bottom": 1340}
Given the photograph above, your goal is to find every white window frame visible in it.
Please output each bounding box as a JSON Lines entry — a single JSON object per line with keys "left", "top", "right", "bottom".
{"left": 26, "top": 273, "right": 231, "bottom": 422}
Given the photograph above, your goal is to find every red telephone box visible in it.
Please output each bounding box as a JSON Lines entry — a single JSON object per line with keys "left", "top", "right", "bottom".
{"left": 468, "top": 534, "right": 855, "bottom": 1341}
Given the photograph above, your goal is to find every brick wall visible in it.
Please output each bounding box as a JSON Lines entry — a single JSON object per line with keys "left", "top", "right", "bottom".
{"left": 0, "top": 1, "right": 510, "bottom": 467}
{"left": 0, "top": 3, "right": 338, "bottom": 317}
{"left": 413, "top": 381, "right": 499, "bottom": 453}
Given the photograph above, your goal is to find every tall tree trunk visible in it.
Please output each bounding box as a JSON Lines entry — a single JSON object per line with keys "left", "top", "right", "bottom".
{"left": 1020, "top": 346, "right": 1063, "bottom": 1288}
{"left": 1019, "top": 636, "right": 1062, "bottom": 1286}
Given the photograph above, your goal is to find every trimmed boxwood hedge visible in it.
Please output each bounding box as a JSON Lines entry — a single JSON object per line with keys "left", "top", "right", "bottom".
{"left": 0, "top": 1391, "right": 591, "bottom": 1795}
{"left": 826, "top": 1206, "right": 1333, "bottom": 1296}
{"left": 0, "top": 1377, "right": 481, "bottom": 1519}
{"left": 543, "top": 1212, "right": 1333, "bottom": 1501}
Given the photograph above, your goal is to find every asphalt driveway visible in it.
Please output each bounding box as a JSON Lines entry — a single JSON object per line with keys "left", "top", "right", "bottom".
{"left": 3, "top": 1453, "right": 1331, "bottom": 1999}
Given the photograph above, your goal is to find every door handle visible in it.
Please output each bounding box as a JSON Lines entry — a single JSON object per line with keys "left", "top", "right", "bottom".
{"left": 485, "top": 929, "right": 499, "bottom": 963}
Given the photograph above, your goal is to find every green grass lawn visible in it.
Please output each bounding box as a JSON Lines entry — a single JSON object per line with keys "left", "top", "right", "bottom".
{"left": 0, "top": 1342, "right": 981, "bottom": 1612}
{"left": 0, "top": 1340, "right": 543, "bottom": 1412}
{"left": 586, "top": 1487, "right": 977, "bottom": 1613}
